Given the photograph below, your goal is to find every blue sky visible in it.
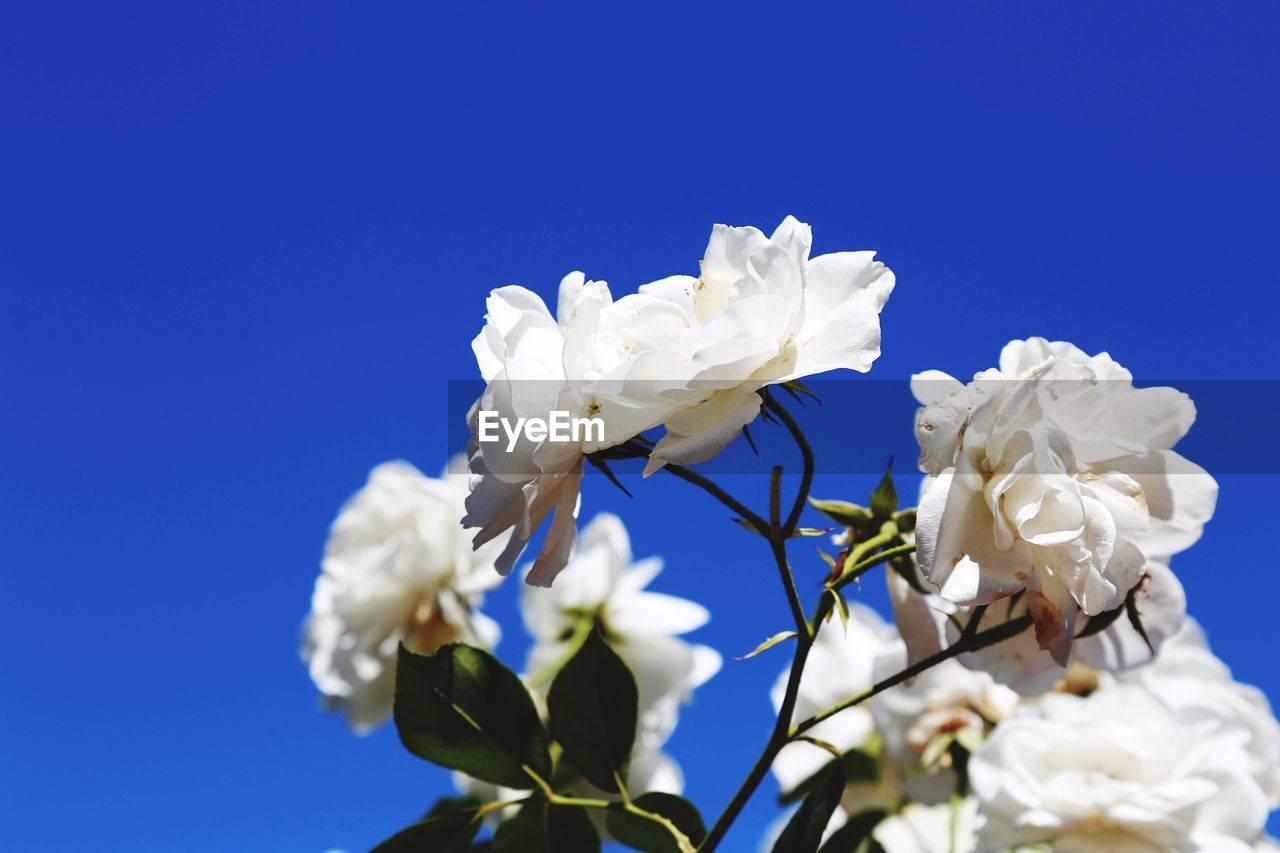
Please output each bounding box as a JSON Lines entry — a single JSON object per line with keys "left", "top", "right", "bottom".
{"left": 3, "top": 2, "right": 1278, "bottom": 850}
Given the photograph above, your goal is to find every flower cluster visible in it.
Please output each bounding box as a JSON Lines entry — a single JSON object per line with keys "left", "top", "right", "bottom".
{"left": 300, "top": 220, "right": 1275, "bottom": 853}
{"left": 462, "top": 217, "right": 895, "bottom": 586}
{"left": 769, "top": 608, "right": 1279, "bottom": 852}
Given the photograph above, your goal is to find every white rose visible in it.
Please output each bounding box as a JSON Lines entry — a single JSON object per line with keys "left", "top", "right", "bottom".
{"left": 870, "top": 649, "right": 1019, "bottom": 805}
{"left": 521, "top": 513, "right": 721, "bottom": 752}
{"left": 640, "top": 216, "right": 894, "bottom": 474}
{"left": 1118, "top": 619, "right": 1280, "bottom": 808}
{"left": 913, "top": 339, "right": 1216, "bottom": 667}
{"left": 464, "top": 275, "right": 687, "bottom": 587}
{"left": 969, "top": 685, "right": 1268, "bottom": 851}
{"left": 301, "top": 460, "right": 506, "bottom": 731}
{"left": 770, "top": 603, "right": 902, "bottom": 811}
{"left": 874, "top": 798, "right": 978, "bottom": 853}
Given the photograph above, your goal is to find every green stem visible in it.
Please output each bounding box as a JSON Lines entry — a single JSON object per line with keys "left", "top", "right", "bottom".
{"left": 791, "top": 614, "right": 1033, "bottom": 737}
{"left": 663, "top": 462, "right": 770, "bottom": 534}
{"left": 829, "top": 542, "right": 917, "bottom": 595}
{"left": 762, "top": 393, "right": 815, "bottom": 534}
{"left": 698, "top": 625, "right": 814, "bottom": 851}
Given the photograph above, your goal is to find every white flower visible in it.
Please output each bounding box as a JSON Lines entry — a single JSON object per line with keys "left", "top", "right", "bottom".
{"left": 870, "top": 649, "right": 1020, "bottom": 805}
{"left": 1118, "top": 619, "right": 1280, "bottom": 808}
{"left": 969, "top": 684, "right": 1268, "bottom": 851}
{"left": 521, "top": 513, "right": 721, "bottom": 752}
{"left": 641, "top": 216, "right": 894, "bottom": 474}
{"left": 463, "top": 275, "right": 687, "bottom": 587}
{"left": 770, "top": 603, "right": 902, "bottom": 812}
{"left": 301, "top": 460, "right": 506, "bottom": 731}
{"left": 912, "top": 339, "right": 1216, "bottom": 668}
{"left": 874, "top": 798, "right": 978, "bottom": 853}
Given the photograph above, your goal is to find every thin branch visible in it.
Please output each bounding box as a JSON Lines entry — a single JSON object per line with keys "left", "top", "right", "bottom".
{"left": 762, "top": 393, "right": 815, "bottom": 534}
{"left": 791, "top": 614, "right": 1033, "bottom": 737}
{"left": 662, "top": 462, "right": 769, "bottom": 534}
{"left": 829, "top": 542, "right": 917, "bottom": 595}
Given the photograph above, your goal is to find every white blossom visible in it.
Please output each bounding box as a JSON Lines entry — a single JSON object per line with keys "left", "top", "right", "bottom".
{"left": 969, "top": 684, "right": 1268, "bottom": 851}
{"left": 521, "top": 513, "right": 721, "bottom": 753}
{"left": 870, "top": 648, "right": 1019, "bottom": 805}
{"left": 302, "top": 460, "right": 506, "bottom": 731}
{"left": 463, "top": 275, "right": 688, "bottom": 587}
{"left": 640, "top": 216, "right": 894, "bottom": 474}
{"left": 874, "top": 798, "right": 978, "bottom": 853}
{"left": 912, "top": 339, "right": 1216, "bottom": 670}
{"left": 1117, "top": 619, "right": 1280, "bottom": 808}
{"left": 770, "top": 602, "right": 900, "bottom": 803}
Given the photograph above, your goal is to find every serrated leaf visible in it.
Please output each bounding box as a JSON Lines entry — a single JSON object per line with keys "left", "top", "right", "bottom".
{"left": 807, "top": 498, "right": 873, "bottom": 528}
{"left": 816, "top": 809, "right": 885, "bottom": 853}
{"left": 607, "top": 792, "right": 705, "bottom": 853}
{"left": 373, "top": 810, "right": 482, "bottom": 853}
{"left": 394, "top": 644, "right": 551, "bottom": 789}
{"left": 737, "top": 631, "right": 798, "bottom": 660}
{"left": 492, "top": 799, "right": 601, "bottom": 853}
{"left": 547, "top": 627, "right": 638, "bottom": 793}
{"left": 772, "top": 761, "right": 845, "bottom": 853}
{"left": 869, "top": 460, "right": 897, "bottom": 521}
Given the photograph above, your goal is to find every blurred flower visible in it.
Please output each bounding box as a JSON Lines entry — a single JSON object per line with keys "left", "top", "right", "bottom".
{"left": 1117, "top": 619, "right": 1280, "bottom": 808}
{"left": 641, "top": 216, "right": 894, "bottom": 473}
{"left": 770, "top": 603, "right": 902, "bottom": 814}
{"left": 969, "top": 684, "right": 1268, "bottom": 851}
{"left": 873, "top": 798, "right": 977, "bottom": 853}
{"left": 870, "top": 650, "right": 1019, "bottom": 805}
{"left": 912, "top": 339, "right": 1216, "bottom": 667}
{"left": 521, "top": 513, "right": 721, "bottom": 754}
{"left": 302, "top": 460, "right": 506, "bottom": 731}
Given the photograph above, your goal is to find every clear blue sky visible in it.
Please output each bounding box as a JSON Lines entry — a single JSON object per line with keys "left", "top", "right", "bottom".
{"left": 3, "top": 2, "right": 1278, "bottom": 850}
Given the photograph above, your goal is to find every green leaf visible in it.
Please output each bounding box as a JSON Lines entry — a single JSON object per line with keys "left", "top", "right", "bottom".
{"left": 817, "top": 809, "right": 885, "bottom": 853}
{"left": 826, "top": 589, "right": 850, "bottom": 632}
{"left": 732, "top": 517, "right": 768, "bottom": 537}
{"left": 772, "top": 761, "right": 846, "bottom": 853}
{"left": 547, "top": 627, "right": 638, "bottom": 792}
{"left": 424, "top": 794, "right": 485, "bottom": 819}
{"left": 394, "top": 643, "right": 551, "bottom": 789}
{"left": 373, "top": 810, "right": 482, "bottom": 853}
{"left": 737, "top": 631, "right": 798, "bottom": 660}
{"left": 807, "top": 498, "right": 873, "bottom": 529}
{"left": 892, "top": 508, "right": 916, "bottom": 534}
{"left": 869, "top": 460, "right": 897, "bottom": 521}
{"left": 790, "top": 527, "right": 833, "bottom": 539}
{"left": 781, "top": 750, "right": 879, "bottom": 805}
{"left": 492, "top": 799, "right": 601, "bottom": 853}
{"left": 607, "top": 792, "right": 706, "bottom": 853}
